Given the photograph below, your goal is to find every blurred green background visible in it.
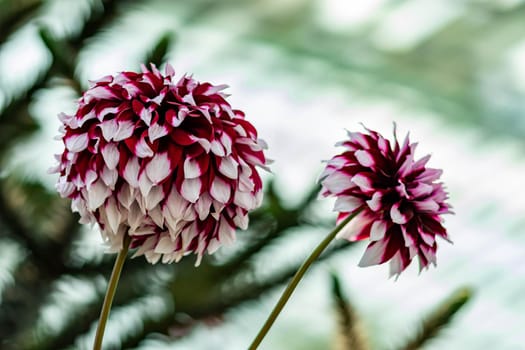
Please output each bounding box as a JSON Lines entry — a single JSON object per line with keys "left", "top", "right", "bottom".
{"left": 0, "top": 0, "right": 524, "bottom": 349}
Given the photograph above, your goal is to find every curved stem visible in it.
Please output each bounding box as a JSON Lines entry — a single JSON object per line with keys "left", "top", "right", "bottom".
{"left": 248, "top": 210, "right": 361, "bottom": 349}
{"left": 93, "top": 234, "right": 132, "bottom": 350}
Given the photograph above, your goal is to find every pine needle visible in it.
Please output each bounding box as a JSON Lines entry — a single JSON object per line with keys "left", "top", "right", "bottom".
{"left": 397, "top": 287, "right": 473, "bottom": 350}
{"left": 331, "top": 273, "right": 370, "bottom": 350}
{"left": 144, "top": 32, "right": 174, "bottom": 67}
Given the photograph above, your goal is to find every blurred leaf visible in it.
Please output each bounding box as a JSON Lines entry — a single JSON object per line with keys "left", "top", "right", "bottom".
{"left": 143, "top": 31, "right": 174, "bottom": 67}
{"left": 331, "top": 273, "right": 369, "bottom": 350}
{"left": 396, "top": 287, "right": 473, "bottom": 350}
{"left": 0, "top": 100, "right": 39, "bottom": 162}
{"left": 0, "top": 0, "right": 42, "bottom": 44}
{"left": 69, "top": 0, "right": 143, "bottom": 51}
{"left": 37, "top": 27, "right": 82, "bottom": 94}
{"left": 117, "top": 240, "right": 355, "bottom": 349}
{"left": 217, "top": 181, "right": 322, "bottom": 277}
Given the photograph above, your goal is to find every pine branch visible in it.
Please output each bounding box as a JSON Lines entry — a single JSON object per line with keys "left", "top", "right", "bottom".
{"left": 217, "top": 181, "right": 321, "bottom": 277}
{"left": 396, "top": 287, "right": 472, "bottom": 350}
{"left": 0, "top": 103, "right": 39, "bottom": 162}
{"left": 331, "top": 273, "right": 369, "bottom": 350}
{"left": 38, "top": 0, "right": 145, "bottom": 94}
{"left": 37, "top": 27, "right": 83, "bottom": 94}
{"left": 143, "top": 31, "right": 174, "bottom": 67}
{"left": 0, "top": 178, "right": 65, "bottom": 274}
{"left": 193, "top": 241, "right": 354, "bottom": 320}
{"left": 0, "top": 178, "right": 84, "bottom": 345}
{"left": 0, "top": 66, "right": 49, "bottom": 162}
{"left": 0, "top": 0, "right": 42, "bottom": 45}
{"left": 115, "top": 240, "right": 355, "bottom": 349}
{"left": 17, "top": 263, "right": 168, "bottom": 350}
{"left": 69, "top": 0, "right": 142, "bottom": 51}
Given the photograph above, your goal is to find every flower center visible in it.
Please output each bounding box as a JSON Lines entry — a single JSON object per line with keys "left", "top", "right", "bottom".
{"left": 395, "top": 180, "right": 410, "bottom": 199}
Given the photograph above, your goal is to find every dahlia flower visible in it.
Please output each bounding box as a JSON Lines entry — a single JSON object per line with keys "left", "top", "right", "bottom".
{"left": 52, "top": 63, "right": 268, "bottom": 265}
{"left": 319, "top": 126, "right": 451, "bottom": 276}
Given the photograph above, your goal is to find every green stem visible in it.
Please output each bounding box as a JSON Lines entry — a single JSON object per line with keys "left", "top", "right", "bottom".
{"left": 248, "top": 210, "right": 361, "bottom": 349}
{"left": 93, "top": 234, "right": 132, "bottom": 350}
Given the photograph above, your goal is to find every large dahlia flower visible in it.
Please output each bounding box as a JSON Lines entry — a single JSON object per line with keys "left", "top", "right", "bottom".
{"left": 319, "top": 126, "right": 451, "bottom": 276}
{"left": 52, "top": 64, "right": 268, "bottom": 264}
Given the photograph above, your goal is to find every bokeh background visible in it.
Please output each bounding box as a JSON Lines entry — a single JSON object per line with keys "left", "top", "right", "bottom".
{"left": 0, "top": 0, "right": 524, "bottom": 349}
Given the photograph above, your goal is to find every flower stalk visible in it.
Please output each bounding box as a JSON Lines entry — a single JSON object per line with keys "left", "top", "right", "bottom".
{"left": 93, "top": 234, "right": 132, "bottom": 350}
{"left": 248, "top": 210, "right": 361, "bottom": 350}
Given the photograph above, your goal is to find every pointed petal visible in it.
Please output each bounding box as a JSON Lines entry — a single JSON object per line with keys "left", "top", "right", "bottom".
{"left": 117, "top": 184, "right": 134, "bottom": 209}
{"left": 101, "top": 166, "right": 118, "bottom": 189}
{"left": 138, "top": 172, "right": 153, "bottom": 197}
{"left": 148, "top": 123, "right": 168, "bottom": 142}
{"left": 210, "top": 140, "right": 226, "bottom": 156}
{"left": 87, "top": 180, "right": 110, "bottom": 210}
{"left": 210, "top": 176, "right": 231, "bottom": 203}
{"left": 388, "top": 252, "right": 405, "bottom": 277}
{"left": 336, "top": 211, "right": 373, "bottom": 241}
{"left": 149, "top": 206, "right": 164, "bottom": 226}
{"left": 413, "top": 199, "right": 439, "bottom": 212}
{"left": 65, "top": 133, "right": 89, "bottom": 152}
{"left": 351, "top": 173, "right": 373, "bottom": 192}
{"left": 154, "top": 235, "right": 175, "bottom": 254}
{"left": 165, "top": 188, "right": 189, "bottom": 219}
{"left": 181, "top": 178, "right": 202, "bottom": 203}
{"left": 370, "top": 220, "right": 387, "bottom": 241}
{"left": 354, "top": 150, "right": 375, "bottom": 167}
{"left": 104, "top": 197, "right": 121, "bottom": 234}
{"left": 322, "top": 171, "right": 352, "bottom": 195}
{"left": 123, "top": 157, "right": 140, "bottom": 188}
{"left": 100, "top": 119, "right": 119, "bottom": 141}
{"left": 366, "top": 191, "right": 383, "bottom": 211}
{"left": 218, "top": 217, "right": 236, "bottom": 246}
{"left": 184, "top": 157, "right": 203, "bottom": 179}
{"left": 218, "top": 156, "right": 239, "bottom": 179}
{"left": 334, "top": 196, "right": 362, "bottom": 212}
{"left": 145, "top": 186, "right": 165, "bottom": 211}
{"left": 132, "top": 236, "right": 157, "bottom": 258}
{"left": 135, "top": 137, "right": 154, "bottom": 158}
{"left": 146, "top": 153, "right": 171, "bottom": 184}
{"left": 420, "top": 230, "right": 435, "bottom": 245}
{"left": 233, "top": 191, "right": 256, "bottom": 210}
{"left": 195, "top": 193, "right": 212, "bottom": 220}
{"left": 101, "top": 143, "right": 120, "bottom": 169}
{"left": 114, "top": 120, "right": 135, "bottom": 141}
{"left": 358, "top": 240, "right": 388, "bottom": 267}
{"left": 390, "top": 203, "right": 413, "bottom": 224}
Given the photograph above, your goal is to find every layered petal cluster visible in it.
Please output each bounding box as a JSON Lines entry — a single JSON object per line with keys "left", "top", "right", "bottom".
{"left": 52, "top": 64, "right": 268, "bottom": 264}
{"left": 320, "top": 126, "right": 452, "bottom": 277}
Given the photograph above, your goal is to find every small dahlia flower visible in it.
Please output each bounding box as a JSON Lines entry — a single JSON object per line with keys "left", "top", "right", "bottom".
{"left": 319, "top": 126, "right": 452, "bottom": 276}
{"left": 52, "top": 64, "right": 268, "bottom": 264}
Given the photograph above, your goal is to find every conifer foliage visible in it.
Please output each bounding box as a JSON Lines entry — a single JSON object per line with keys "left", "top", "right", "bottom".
{"left": 0, "top": 1, "right": 473, "bottom": 349}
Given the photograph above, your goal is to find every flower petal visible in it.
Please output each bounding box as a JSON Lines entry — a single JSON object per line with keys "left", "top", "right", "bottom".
{"left": 146, "top": 153, "right": 171, "bottom": 184}
{"left": 181, "top": 178, "right": 202, "bottom": 203}
{"left": 65, "top": 133, "right": 89, "bottom": 152}
{"left": 210, "top": 176, "right": 231, "bottom": 203}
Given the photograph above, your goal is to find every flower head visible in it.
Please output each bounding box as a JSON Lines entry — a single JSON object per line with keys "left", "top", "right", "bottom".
{"left": 52, "top": 64, "right": 268, "bottom": 264}
{"left": 319, "top": 125, "right": 451, "bottom": 277}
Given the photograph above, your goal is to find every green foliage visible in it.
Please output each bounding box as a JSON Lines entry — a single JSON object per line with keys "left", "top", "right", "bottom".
{"left": 396, "top": 288, "right": 473, "bottom": 350}
{"left": 144, "top": 31, "right": 174, "bottom": 68}
{"left": 331, "top": 273, "right": 370, "bottom": 350}
{"left": 0, "top": 0, "right": 42, "bottom": 44}
{"left": 330, "top": 277, "right": 472, "bottom": 350}
{"left": 0, "top": 0, "right": 508, "bottom": 348}
{"left": 0, "top": 2, "right": 345, "bottom": 343}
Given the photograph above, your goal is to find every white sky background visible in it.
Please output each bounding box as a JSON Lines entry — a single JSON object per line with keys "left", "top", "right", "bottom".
{"left": 2, "top": 0, "right": 525, "bottom": 349}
